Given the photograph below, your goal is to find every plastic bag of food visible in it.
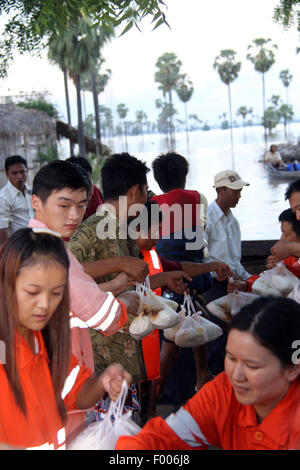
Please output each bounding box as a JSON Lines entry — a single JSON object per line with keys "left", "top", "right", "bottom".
{"left": 147, "top": 291, "right": 179, "bottom": 329}
{"left": 67, "top": 381, "right": 141, "bottom": 450}
{"left": 206, "top": 291, "right": 258, "bottom": 323}
{"left": 163, "top": 309, "right": 185, "bottom": 342}
{"left": 174, "top": 294, "right": 222, "bottom": 347}
{"left": 252, "top": 262, "right": 300, "bottom": 297}
{"left": 231, "top": 291, "right": 258, "bottom": 316}
{"left": 270, "top": 262, "right": 300, "bottom": 296}
{"left": 129, "top": 278, "right": 179, "bottom": 338}
{"left": 206, "top": 294, "right": 233, "bottom": 323}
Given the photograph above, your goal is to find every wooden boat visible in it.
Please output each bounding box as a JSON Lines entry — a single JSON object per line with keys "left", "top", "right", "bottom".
{"left": 241, "top": 239, "right": 276, "bottom": 274}
{"left": 266, "top": 164, "right": 300, "bottom": 180}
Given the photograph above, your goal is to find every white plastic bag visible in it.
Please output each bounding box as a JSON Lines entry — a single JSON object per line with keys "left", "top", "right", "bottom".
{"left": 174, "top": 294, "right": 222, "bottom": 347}
{"left": 129, "top": 277, "right": 179, "bottom": 339}
{"left": 270, "top": 262, "right": 300, "bottom": 296}
{"left": 163, "top": 309, "right": 185, "bottom": 342}
{"left": 67, "top": 381, "right": 141, "bottom": 450}
{"left": 206, "top": 291, "right": 258, "bottom": 323}
{"left": 252, "top": 262, "right": 300, "bottom": 297}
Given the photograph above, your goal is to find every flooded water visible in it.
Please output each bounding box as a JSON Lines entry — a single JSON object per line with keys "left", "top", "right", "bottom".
{"left": 103, "top": 122, "right": 300, "bottom": 241}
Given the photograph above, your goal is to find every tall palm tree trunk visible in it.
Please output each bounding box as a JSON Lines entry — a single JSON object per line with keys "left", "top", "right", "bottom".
{"left": 75, "top": 75, "right": 86, "bottom": 158}
{"left": 92, "top": 72, "right": 102, "bottom": 147}
{"left": 168, "top": 90, "right": 174, "bottom": 149}
{"left": 184, "top": 101, "right": 190, "bottom": 155}
{"left": 63, "top": 70, "right": 74, "bottom": 156}
{"left": 227, "top": 83, "right": 235, "bottom": 169}
{"left": 262, "top": 73, "right": 267, "bottom": 150}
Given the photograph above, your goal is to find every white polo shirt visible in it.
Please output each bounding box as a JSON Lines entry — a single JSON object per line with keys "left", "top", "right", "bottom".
{"left": 204, "top": 200, "right": 250, "bottom": 280}
{"left": 0, "top": 180, "right": 34, "bottom": 235}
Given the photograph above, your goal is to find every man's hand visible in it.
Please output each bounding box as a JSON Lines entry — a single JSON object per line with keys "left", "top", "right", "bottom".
{"left": 227, "top": 279, "right": 248, "bottom": 293}
{"left": 213, "top": 262, "right": 232, "bottom": 281}
{"left": 118, "top": 291, "right": 141, "bottom": 316}
{"left": 119, "top": 256, "right": 149, "bottom": 283}
{"left": 266, "top": 254, "right": 277, "bottom": 269}
{"left": 164, "top": 271, "right": 192, "bottom": 295}
{"left": 98, "top": 363, "right": 132, "bottom": 402}
{"left": 270, "top": 240, "right": 300, "bottom": 261}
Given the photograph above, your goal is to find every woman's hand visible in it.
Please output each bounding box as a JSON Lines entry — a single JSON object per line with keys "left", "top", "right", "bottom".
{"left": 99, "top": 363, "right": 132, "bottom": 402}
{"left": 118, "top": 291, "right": 141, "bottom": 316}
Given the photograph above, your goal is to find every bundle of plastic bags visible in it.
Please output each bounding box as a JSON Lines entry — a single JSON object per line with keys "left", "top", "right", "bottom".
{"left": 206, "top": 291, "right": 258, "bottom": 323}
{"left": 169, "top": 293, "right": 223, "bottom": 347}
{"left": 252, "top": 262, "right": 300, "bottom": 297}
{"left": 129, "top": 277, "right": 179, "bottom": 340}
{"left": 67, "top": 381, "right": 140, "bottom": 450}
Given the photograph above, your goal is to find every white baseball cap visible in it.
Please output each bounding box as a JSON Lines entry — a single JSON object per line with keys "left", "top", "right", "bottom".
{"left": 213, "top": 170, "right": 249, "bottom": 190}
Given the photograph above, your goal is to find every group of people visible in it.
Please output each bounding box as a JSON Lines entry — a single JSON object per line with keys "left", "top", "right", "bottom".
{"left": 265, "top": 144, "right": 300, "bottom": 171}
{"left": 0, "top": 151, "right": 299, "bottom": 450}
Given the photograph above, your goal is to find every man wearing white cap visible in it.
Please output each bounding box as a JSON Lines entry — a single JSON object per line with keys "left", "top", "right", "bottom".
{"left": 204, "top": 170, "right": 250, "bottom": 374}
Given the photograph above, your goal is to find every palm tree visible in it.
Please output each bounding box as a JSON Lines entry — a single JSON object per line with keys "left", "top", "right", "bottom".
{"left": 136, "top": 110, "right": 147, "bottom": 137}
{"left": 81, "top": 58, "right": 112, "bottom": 147}
{"left": 155, "top": 52, "right": 183, "bottom": 148}
{"left": 213, "top": 49, "right": 241, "bottom": 169}
{"left": 117, "top": 103, "right": 129, "bottom": 151}
{"left": 279, "top": 104, "right": 294, "bottom": 140}
{"left": 48, "top": 19, "right": 104, "bottom": 157}
{"left": 279, "top": 69, "right": 293, "bottom": 105}
{"left": 247, "top": 38, "right": 277, "bottom": 148}
{"left": 236, "top": 106, "right": 253, "bottom": 126}
{"left": 176, "top": 74, "right": 194, "bottom": 153}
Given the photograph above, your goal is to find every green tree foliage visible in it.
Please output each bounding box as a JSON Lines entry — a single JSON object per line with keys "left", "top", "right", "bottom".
{"left": 279, "top": 103, "right": 294, "bottom": 140}
{"left": 236, "top": 106, "right": 253, "bottom": 126}
{"left": 279, "top": 69, "right": 293, "bottom": 104}
{"left": 176, "top": 75, "right": 193, "bottom": 152}
{"left": 117, "top": 103, "right": 129, "bottom": 150}
{"left": 247, "top": 38, "right": 277, "bottom": 147}
{"left": 155, "top": 52, "right": 183, "bottom": 148}
{"left": 17, "top": 99, "right": 59, "bottom": 118}
{"left": 155, "top": 98, "right": 177, "bottom": 138}
{"left": 273, "top": 1, "right": 300, "bottom": 30}
{"left": 262, "top": 106, "right": 281, "bottom": 136}
{"left": 214, "top": 49, "right": 241, "bottom": 167}
{"left": 0, "top": 0, "right": 168, "bottom": 77}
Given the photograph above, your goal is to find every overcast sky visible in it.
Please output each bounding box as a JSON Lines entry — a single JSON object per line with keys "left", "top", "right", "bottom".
{"left": 1, "top": 0, "right": 300, "bottom": 127}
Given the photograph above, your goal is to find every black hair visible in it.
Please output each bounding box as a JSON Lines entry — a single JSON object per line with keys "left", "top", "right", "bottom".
{"left": 0, "top": 228, "right": 70, "bottom": 421}
{"left": 32, "top": 160, "right": 91, "bottom": 203}
{"left": 65, "top": 156, "right": 93, "bottom": 175}
{"left": 285, "top": 179, "right": 300, "bottom": 200}
{"left": 5, "top": 155, "right": 27, "bottom": 172}
{"left": 101, "top": 153, "right": 149, "bottom": 201}
{"left": 279, "top": 209, "right": 300, "bottom": 237}
{"left": 138, "top": 200, "right": 164, "bottom": 233}
{"left": 152, "top": 152, "right": 189, "bottom": 193}
{"left": 228, "top": 296, "right": 300, "bottom": 367}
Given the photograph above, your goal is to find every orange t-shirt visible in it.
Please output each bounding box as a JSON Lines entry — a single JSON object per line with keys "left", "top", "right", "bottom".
{"left": 116, "top": 372, "right": 300, "bottom": 450}
{"left": 0, "top": 331, "right": 90, "bottom": 449}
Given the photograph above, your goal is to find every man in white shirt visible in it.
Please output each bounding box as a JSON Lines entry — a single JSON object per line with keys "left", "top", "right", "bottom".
{"left": 204, "top": 170, "right": 250, "bottom": 375}
{"left": 0, "top": 155, "right": 34, "bottom": 245}
{"left": 264, "top": 144, "right": 283, "bottom": 168}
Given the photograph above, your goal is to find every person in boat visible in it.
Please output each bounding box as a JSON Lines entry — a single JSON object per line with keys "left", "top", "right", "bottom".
{"left": 264, "top": 144, "right": 284, "bottom": 169}
{"left": 227, "top": 208, "right": 300, "bottom": 293}
{"left": 116, "top": 296, "right": 300, "bottom": 450}
{"left": 285, "top": 158, "right": 300, "bottom": 172}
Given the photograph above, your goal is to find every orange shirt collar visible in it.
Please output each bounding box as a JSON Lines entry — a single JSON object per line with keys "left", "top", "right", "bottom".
{"left": 237, "top": 378, "right": 300, "bottom": 446}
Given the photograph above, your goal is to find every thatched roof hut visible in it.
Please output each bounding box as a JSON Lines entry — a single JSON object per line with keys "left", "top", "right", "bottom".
{"left": 0, "top": 104, "right": 57, "bottom": 187}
